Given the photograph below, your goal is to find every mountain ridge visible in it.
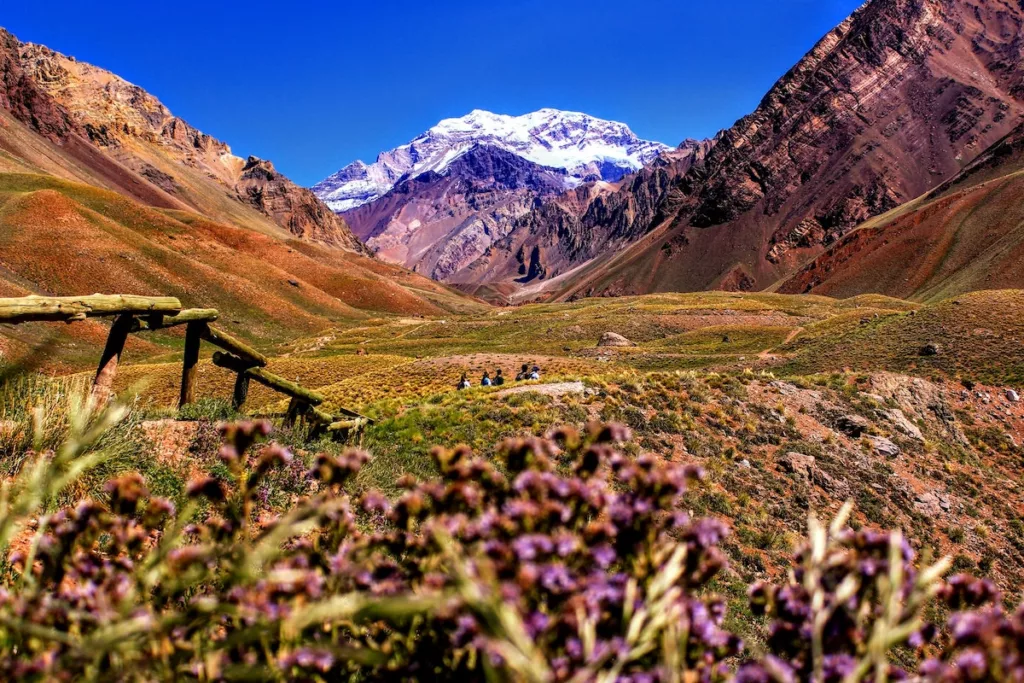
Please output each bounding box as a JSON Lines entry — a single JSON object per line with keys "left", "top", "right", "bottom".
{"left": 1, "top": 28, "right": 367, "bottom": 252}
{"left": 0, "top": 26, "right": 483, "bottom": 359}
{"left": 541, "top": 0, "right": 1024, "bottom": 301}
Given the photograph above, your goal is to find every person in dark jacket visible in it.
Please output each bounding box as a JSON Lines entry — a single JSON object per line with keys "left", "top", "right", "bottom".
{"left": 494, "top": 369, "right": 505, "bottom": 386}
{"left": 515, "top": 363, "right": 529, "bottom": 381}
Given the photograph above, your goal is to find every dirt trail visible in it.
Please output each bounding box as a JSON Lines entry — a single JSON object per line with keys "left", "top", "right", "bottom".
{"left": 495, "top": 381, "right": 586, "bottom": 398}
{"left": 758, "top": 326, "right": 805, "bottom": 360}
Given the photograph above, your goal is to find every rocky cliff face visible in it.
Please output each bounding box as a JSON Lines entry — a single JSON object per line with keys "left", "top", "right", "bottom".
{"left": 343, "top": 145, "right": 569, "bottom": 278}
{"left": 236, "top": 157, "right": 367, "bottom": 251}
{"left": 0, "top": 29, "right": 364, "bottom": 250}
{"left": 550, "top": 0, "right": 1024, "bottom": 300}
{"left": 0, "top": 32, "right": 78, "bottom": 142}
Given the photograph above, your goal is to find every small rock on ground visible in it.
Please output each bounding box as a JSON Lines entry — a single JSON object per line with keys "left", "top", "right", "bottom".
{"left": 867, "top": 435, "right": 901, "bottom": 457}
{"left": 778, "top": 451, "right": 816, "bottom": 478}
{"left": 915, "top": 491, "right": 951, "bottom": 518}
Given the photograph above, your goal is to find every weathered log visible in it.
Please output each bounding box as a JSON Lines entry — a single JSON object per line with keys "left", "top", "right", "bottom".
{"left": 90, "top": 314, "right": 134, "bottom": 407}
{"left": 201, "top": 325, "right": 268, "bottom": 367}
{"left": 0, "top": 294, "right": 181, "bottom": 323}
{"left": 211, "top": 352, "right": 324, "bottom": 405}
{"left": 335, "top": 405, "right": 372, "bottom": 421}
{"left": 178, "top": 322, "right": 203, "bottom": 408}
{"left": 136, "top": 309, "right": 218, "bottom": 331}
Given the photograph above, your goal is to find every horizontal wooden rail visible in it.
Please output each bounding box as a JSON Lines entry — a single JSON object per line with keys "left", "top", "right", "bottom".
{"left": 135, "top": 309, "right": 219, "bottom": 331}
{"left": 308, "top": 405, "right": 373, "bottom": 426}
{"left": 0, "top": 294, "right": 181, "bottom": 324}
{"left": 327, "top": 418, "right": 368, "bottom": 433}
{"left": 201, "top": 325, "right": 268, "bottom": 367}
{"left": 211, "top": 352, "right": 323, "bottom": 405}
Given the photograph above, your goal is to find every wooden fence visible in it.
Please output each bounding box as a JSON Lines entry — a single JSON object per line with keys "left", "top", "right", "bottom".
{"left": 0, "top": 294, "right": 369, "bottom": 437}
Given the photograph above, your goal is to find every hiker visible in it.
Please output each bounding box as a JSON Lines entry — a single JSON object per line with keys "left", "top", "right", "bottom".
{"left": 494, "top": 369, "right": 505, "bottom": 386}
{"left": 529, "top": 365, "right": 541, "bottom": 380}
{"left": 481, "top": 371, "right": 492, "bottom": 387}
{"left": 515, "top": 363, "right": 529, "bottom": 381}
{"left": 457, "top": 373, "right": 471, "bottom": 390}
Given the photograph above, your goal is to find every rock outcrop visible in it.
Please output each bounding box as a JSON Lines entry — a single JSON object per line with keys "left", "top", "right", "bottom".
{"left": 236, "top": 157, "right": 367, "bottom": 251}
{"left": 597, "top": 332, "right": 635, "bottom": 347}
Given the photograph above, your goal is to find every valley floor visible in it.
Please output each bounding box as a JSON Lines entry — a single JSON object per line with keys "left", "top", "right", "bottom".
{"left": 4, "top": 289, "right": 1024, "bottom": 629}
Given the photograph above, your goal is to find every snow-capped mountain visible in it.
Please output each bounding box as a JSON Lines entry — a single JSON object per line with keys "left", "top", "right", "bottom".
{"left": 313, "top": 109, "right": 671, "bottom": 212}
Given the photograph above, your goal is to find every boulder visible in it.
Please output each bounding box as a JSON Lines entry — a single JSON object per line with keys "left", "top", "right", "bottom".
{"left": 778, "top": 451, "right": 816, "bottom": 479}
{"left": 1007, "top": 389, "right": 1021, "bottom": 403}
{"left": 914, "top": 491, "right": 950, "bottom": 518}
{"left": 835, "top": 414, "right": 870, "bottom": 437}
{"left": 597, "top": 332, "right": 635, "bottom": 348}
{"left": 867, "top": 435, "right": 901, "bottom": 457}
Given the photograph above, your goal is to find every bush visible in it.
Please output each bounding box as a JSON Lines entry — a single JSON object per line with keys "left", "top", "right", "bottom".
{"left": 0, "top": 405, "right": 1019, "bottom": 681}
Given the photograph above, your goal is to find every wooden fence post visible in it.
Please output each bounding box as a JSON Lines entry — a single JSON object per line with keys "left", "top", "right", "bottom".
{"left": 179, "top": 321, "right": 203, "bottom": 409}
{"left": 91, "top": 314, "right": 134, "bottom": 407}
{"left": 284, "top": 398, "right": 309, "bottom": 428}
{"left": 232, "top": 373, "right": 251, "bottom": 410}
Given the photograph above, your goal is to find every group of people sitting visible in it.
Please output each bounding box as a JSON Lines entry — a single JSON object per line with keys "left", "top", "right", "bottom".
{"left": 457, "top": 364, "right": 541, "bottom": 390}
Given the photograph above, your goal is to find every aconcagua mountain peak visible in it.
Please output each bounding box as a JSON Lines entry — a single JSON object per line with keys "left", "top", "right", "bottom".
{"left": 313, "top": 108, "right": 670, "bottom": 212}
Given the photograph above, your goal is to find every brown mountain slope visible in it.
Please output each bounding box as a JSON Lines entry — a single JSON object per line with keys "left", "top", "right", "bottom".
{"left": 0, "top": 172, "right": 484, "bottom": 367}
{"left": 546, "top": 0, "right": 1024, "bottom": 301}
{"left": 0, "top": 28, "right": 483, "bottom": 367}
{"left": 0, "top": 28, "right": 366, "bottom": 252}
{"left": 777, "top": 119, "right": 1024, "bottom": 300}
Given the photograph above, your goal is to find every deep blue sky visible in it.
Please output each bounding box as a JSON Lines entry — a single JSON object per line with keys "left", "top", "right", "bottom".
{"left": 4, "top": 0, "right": 862, "bottom": 186}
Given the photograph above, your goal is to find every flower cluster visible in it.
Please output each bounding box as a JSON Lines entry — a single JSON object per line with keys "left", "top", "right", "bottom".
{"left": 0, "top": 417, "right": 1020, "bottom": 681}
{"left": 334, "top": 424, "right": 739, "bottom": 680}
{"left": 919, "top": 575, "right": 1024, "bottom": 681}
